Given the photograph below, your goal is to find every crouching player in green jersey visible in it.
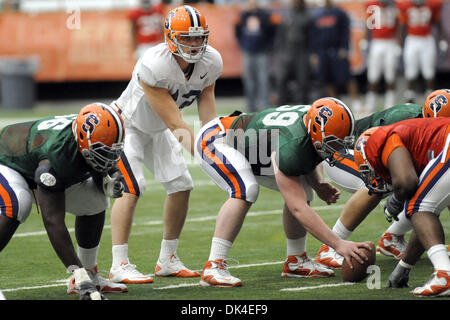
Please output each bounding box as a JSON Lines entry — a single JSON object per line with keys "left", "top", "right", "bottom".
{"left": 316, "top": 89, "right": 450, "bottom": 270}
{"left": 0, "top": 103, "right": 127, "bottom": 300}
{"left": 194, "top": 97, "right": 372, "bottom": 287}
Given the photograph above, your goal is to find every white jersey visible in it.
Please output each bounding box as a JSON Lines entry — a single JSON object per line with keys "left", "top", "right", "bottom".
{"left": 114, "top": 43, "right": 223, "bottom": 133}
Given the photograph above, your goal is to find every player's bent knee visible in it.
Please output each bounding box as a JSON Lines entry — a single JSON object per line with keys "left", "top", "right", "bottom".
{"left": 243, "top": 182, "right": 260, "bottom": 203}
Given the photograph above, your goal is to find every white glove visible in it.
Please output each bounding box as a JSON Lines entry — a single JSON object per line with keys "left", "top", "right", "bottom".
{"left": 72, "top": 267, "right": 106, "bottom": 300}
{"left": 102, "top": 171, "right": 124, "bottom": 198}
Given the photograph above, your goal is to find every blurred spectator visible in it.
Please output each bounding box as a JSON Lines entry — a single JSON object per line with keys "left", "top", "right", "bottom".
{"left": 309, "top": 0, "right": 350, "bottom": 99}
{"left": 127, "top": 0, "right": 164, "bottom": 61}
{"left": 274, "top": 0, "right": 312, "bottom": 105}
{"left": 1, "top": 0, "right": 20, "bottom": 11}
{"left": 397, "top": 0, "right": 447, "bottom": 103}
{"left": 235, "top": 0, "right": 280, "bottom": 112}
{"left": 364, "top": 0, "right": 401, "bottom": 114}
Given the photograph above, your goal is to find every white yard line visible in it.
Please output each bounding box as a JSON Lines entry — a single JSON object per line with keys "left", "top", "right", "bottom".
{"left": 280, "top": 282, "right": 356, "bottom": 292}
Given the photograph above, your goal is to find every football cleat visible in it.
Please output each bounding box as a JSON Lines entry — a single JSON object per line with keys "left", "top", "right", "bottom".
{"left": 412, "top": 270, "right": 450, "bottom": 297}
{"left": 155, "top": 254, "right": 200, "bottom": 278}
{"left": 315, "top": 244, "right": 344, "bottom": 269}
{"left": 109, "top": 262, "right": 153, "bottom": 284}
{"left": 282, "top": 253, "right": 335, "bottom": 278}
{"left": 377, "top": 232, "right": 407, "bottom": 259}
{"left": 199, "top": 259, "right": 242, "bottom": 287}
{"left": 68, "top": 265, "right": 128, "bottom": 294}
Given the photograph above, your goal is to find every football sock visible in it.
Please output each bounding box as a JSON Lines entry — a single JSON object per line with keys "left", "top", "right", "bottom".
{"left": 385, "top": 213, "right": 412, "bottom": 236}
{"left": 286, "top": 236, "right": 307, "bottom": 256}
{"left": 427, "top": 244, "right": 450, "bottom": 271}
{"left": 209, "top": 237, "right": 232, "bottom": 261}
{"left": 112, "top": 243, "right": 129, "bottom": 267}
{"left": 78, "top": 245, "right": 99, "bottom": 271}
{"left": 332, "top": 218, "right": 352, "bottom": 240}
{"left": 159, "top": 238, "right": 179, "bottom": 262}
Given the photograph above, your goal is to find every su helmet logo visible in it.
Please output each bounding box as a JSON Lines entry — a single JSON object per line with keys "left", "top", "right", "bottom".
{"left": 81, "top": 114, "right": 99, "bottom": 136}
{"left": 314, "top": 106, "right": 333, "bottom": 126}
{"left": 429, "top": 94, "right": 448, "bottom": 114}
{"left": 354, "top": 135, "right": 367, "bottom": 154}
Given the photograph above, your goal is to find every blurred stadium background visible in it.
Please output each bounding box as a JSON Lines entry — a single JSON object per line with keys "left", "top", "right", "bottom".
{"left": 0, "top": 0, "right": 449, "bottom": 111}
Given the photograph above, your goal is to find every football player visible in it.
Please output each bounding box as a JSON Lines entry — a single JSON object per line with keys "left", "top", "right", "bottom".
{"left": 354, "top": 118, "right": 450, "bottom": 297}
{"left": 0, "top": 103, "right": 126, "bottom": 300}
{"left": 194, "top": 98, "right": 371, "bottom": 287}
{"left": 364, "top": 0, "right": 401, "bottom": 114}
{"left": 397, "top": 0, "right": 446, "bottom": 103}
{"left": 108, "top": 5, "right": 222, "bottom": 283}
{"left": 315, "top": 89, "right": 450, "bottom": 268}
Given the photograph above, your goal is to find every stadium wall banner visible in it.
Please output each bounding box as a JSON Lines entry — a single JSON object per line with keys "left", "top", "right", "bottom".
{"left": 0, "top": 2, "right": 448, "bottom": 82}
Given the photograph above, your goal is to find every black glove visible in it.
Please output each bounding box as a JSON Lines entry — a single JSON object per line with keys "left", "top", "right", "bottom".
{"left": 102, "top": 170, "right": 124, "bottom": 198}
{"left": 384, "top": 194, "right": 404, "bottom": 222}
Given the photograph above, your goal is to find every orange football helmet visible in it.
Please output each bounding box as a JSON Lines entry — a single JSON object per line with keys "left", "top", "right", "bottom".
{"left": 164, "top": 5, "right": 209, "bottom": 63}
{"left": 73, "top": 102, "right": 125, "bottom": 172}
{"left": 423, "top": 89, "right": 450, "bottom": 118}
{"left": 304, "top": 97, "right": 355, "bottom": 165}
{"left": 354, "top": 127, "right": 391, "bottom": 194}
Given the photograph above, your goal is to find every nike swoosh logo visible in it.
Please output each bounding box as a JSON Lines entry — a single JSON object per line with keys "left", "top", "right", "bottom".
{"left": 200, "top": 72, "right": 208, "bottom": 79}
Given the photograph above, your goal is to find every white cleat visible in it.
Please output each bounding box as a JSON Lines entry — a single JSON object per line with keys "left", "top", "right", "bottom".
{"left": 315, "top": 244, "right": 344, "bottom": 269}
{"left": 155, "top": 254, "right": 200, "bottom": 278}
{"left": 282, "top": 253, "right": 335, "bottom": 278}
{"left": 413, "top": 270, "right": 450, "bottom": 297}
{"left": 200, "top": 259, "right": 242, "bottom": 287}
{"left": 109, "top": 261, "right": 153, "bottom": 284}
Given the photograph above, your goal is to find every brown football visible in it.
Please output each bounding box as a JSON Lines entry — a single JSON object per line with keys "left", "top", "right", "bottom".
{"left": 341, "top": 242, "right": 376, "bottom": 283}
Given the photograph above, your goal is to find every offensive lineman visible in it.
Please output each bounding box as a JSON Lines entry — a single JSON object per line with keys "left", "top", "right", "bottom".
{"left": 108, "top": 5, "right": 222, "bottom": 283}
{"left": 195, "top": 98, "right": 371, "bottom": 287}
{"left": 316, "top": 89, "right": 450, "bottom": 268}
{"left": 0, "top": 103, "right": 127, "bottom": 300}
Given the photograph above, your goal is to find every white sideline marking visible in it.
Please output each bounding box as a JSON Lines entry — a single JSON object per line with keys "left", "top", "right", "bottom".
{"left": 280, "top": 282, "right": 356, "bottom": 292}
{"left": 13, "top": 205, "right": 345, "bottom": 238}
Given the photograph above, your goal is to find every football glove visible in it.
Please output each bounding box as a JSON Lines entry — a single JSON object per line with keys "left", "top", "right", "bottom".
{"left": 384, "top": 194, "right": 404, "bottom": 222}
{"left": 102, "top": 170, "right": 124, "bottom": 198}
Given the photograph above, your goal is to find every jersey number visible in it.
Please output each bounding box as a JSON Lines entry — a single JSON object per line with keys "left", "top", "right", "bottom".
{"left": 37, "top": 115, "right": 76, "bottom": 131}
{"left": 261, "top": 105, "right": 310, "bottom": 127}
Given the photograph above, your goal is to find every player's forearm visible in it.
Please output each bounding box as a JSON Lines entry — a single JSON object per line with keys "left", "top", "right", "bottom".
{"left": 42, "top": 218, "right": 82, "bottom": 269}
{"left": 170, "top": 122, "right": 195, "bottom": 156}
{"left": 288, "top": 202, "right": 341, "bottom": 249}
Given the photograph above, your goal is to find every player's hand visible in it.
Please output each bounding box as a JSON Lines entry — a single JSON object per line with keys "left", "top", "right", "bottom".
{"left": 313, "top": 182, "right": 340, "bottom": 205}
{"left": 384, "top": 194, "right": 403, "bottom": 222}
{"left": 102, "top": 171, "right": 124, "bottom": 198}
{"left": 72, "top": 268, "right": 107, "bottom": 300}
{"left": 334, "top": 240, "right": 371, "bottom": 268}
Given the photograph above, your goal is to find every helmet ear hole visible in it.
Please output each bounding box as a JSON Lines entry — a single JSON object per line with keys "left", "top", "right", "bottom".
{"left": 312, "top": 124, "right": 317, "bottom": 133}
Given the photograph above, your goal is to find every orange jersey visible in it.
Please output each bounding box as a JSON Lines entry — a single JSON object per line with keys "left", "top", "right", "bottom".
{"left": 127, "top": 5, "right": 164, "bottom": 45}
{"left": 397, "top": 0, "right": 442, "bottom": 36}
{"left": 364, "top": 117, "right": 450, "bottom": 183}
{"left": 366, "top": 1, "right": 399, "bottom": 39}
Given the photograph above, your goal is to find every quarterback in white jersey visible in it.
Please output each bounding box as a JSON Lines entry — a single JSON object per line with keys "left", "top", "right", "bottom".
{"left": 109, "top": 5, "right": 223, "bottom": 284}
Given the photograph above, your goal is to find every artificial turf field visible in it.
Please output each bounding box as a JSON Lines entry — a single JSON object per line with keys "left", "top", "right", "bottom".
{"left": 0, "top": 100, "right": 449, "bottom": 309}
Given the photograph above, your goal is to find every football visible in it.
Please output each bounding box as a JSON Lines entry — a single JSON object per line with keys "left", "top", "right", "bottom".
{"left": 341, "top": 242, "right": 376, "bottom": 282}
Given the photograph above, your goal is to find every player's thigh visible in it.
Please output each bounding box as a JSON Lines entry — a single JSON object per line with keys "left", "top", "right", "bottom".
{"left": 323, "top": 153, "right": 365, "bottom": 194}
{"left": 65, "top": 177, "right": 109, "bottom": 216}
{"left": 419, "top": 36, "right": 437, "bottom": 80}
{"left": 403, "top": 36, "right": 421, "bottom": 80}
{"left": 0, "top": 165, "right": 33, "bottom": 223}
{"left": 195, "top": 119, "right": 259, "bottom": 203}
{"left": 405, "top": 151, "right": 450, "bottom": 217}
{"left": 117, "top": 126, "right": 148, "bottom": 197}
{"left": 367, "top": 41, "right": 384, "bottom": 83}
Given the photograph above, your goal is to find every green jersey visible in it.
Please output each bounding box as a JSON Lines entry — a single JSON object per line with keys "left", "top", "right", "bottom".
{"left": 354, "top": 103, "right": 423, "bottom": 142}
{"left": 0, "top": 114, "right": 93, "bottom": 188}
{"left": 228, "top": 105, "right": 322, "bottom": 177}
